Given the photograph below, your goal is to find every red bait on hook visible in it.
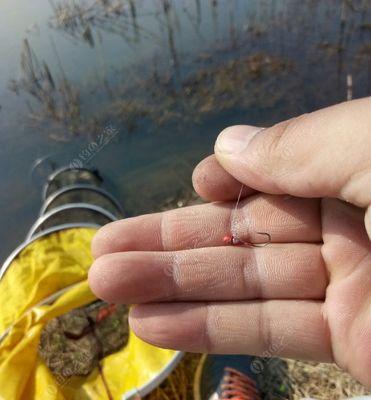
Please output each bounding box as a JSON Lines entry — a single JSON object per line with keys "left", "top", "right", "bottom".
{"left": 223, "top": 235, "right": 243, "bottom": 245}
{"left": 226, "top": 184, "right": 272, "bottom": 248}
{"left": 223, "top": 232, "right": 271, "bottom": 247}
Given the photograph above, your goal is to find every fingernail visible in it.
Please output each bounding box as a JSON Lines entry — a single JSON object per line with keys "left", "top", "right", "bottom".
{"left": 365, "top": 206, "right": 371, "bottom": 241}
{"left": 215, "top": 125, "right": 262, "bottom": 155}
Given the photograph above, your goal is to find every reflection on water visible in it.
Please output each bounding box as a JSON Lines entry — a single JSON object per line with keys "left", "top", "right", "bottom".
{"left": 0, "top": 0, "right": 370, "bottom": 261}
{"left": 9, "top": 39, "right": 81, "bottom": 139}
{"left": 49, "top": 0, "right": 149, "bottom": 48}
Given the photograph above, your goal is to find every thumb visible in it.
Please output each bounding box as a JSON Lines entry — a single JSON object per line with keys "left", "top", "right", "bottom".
{"left": 214, "top": 97, "right": 371, "bottom": 234}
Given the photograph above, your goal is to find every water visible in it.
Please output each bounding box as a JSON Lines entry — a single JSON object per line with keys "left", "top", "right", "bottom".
{"left": 0, "top": 0, "right": 370, "bottom": 262}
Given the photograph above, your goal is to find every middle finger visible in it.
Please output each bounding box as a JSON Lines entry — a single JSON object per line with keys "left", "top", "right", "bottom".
{"left": 89, "top": 243, "right": 327, "bottom": 304}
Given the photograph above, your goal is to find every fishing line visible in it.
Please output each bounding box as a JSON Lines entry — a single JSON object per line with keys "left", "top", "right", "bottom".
{"left": 223, "top": 184, "right": 271, "bottom": 247}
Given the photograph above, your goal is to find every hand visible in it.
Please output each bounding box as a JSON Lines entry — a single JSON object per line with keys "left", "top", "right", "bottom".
{"left": 88, "top": 97, "right": 371, "bottom": 387}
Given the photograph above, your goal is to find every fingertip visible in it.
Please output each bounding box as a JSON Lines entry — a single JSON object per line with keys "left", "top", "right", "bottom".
{"left": 128, "top": 305, "right": 145, "bottom": 337}
{"left": 128, "top": 303, "right": 207, "bottom": 351}
{"left": 88, "top": 257, "right": 111, "bottom": 302}
{"left": 192, "top": 155, "right": 218, "bottom": 200}
{"left": 214, "top": 125, "right": 262, "bottom": 157}
{"left": 128, "top": 304, "right": 174, "bottom": 348}
{"left": 213, "top": 125, "right": 270, "bottom": 194}
{"left": 192, "top": 154, "right": 255, "bottom": 201}
{"left": 91, "top": 222, "right": 116, "bottom": 258}
{"left": 88, "top": 254, "right": 125, "bottom": 303}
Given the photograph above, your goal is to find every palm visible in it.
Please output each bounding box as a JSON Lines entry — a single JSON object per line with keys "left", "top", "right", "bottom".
{"left": 320, "top": 199, "right": 371, "bottom": 385}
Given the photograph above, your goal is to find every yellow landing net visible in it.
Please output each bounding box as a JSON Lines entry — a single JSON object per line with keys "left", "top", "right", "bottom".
{"left": 0, "top": 228, "right": 177, "bottom": 400}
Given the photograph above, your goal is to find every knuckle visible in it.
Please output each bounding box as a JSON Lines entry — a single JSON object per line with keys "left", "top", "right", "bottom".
{"left": 161, "top": 210, "right": 181, "bottom": 250}
{"left": 204, "top": 304, "right": 220, "bottom": 352}
{"left": 340, "top": 166, "right": 371, "bottom": 206}
{"left": 258, "top": 302, "right": 274, "bottom": 354}
{"left": 161, "top": 207, "right": 202, "bottom": 250}
{"left": 241, "top": 250, "right": 262, "bottom": 298}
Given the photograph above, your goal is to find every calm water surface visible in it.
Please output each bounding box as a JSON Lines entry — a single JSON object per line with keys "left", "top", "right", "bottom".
{"left": 0, "top": 0, "right": 370, "bottom": 262}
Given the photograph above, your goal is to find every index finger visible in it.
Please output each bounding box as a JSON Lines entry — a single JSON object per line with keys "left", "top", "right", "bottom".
{"left": 192, "top": 155, "right": 256, "bottom": 201}
{"left": 91, "top": 194, "right": 321, "bottom": 258}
